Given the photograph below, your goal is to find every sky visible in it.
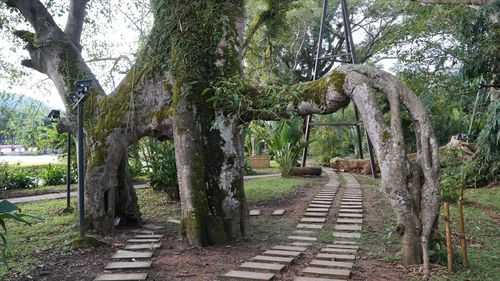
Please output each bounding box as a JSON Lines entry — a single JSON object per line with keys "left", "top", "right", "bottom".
{"left": 0, "top": 1, "right": 396, "bottom": 112}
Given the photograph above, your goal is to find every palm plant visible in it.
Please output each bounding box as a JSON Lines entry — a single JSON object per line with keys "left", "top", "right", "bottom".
{"left": 0, "top": 200, "right": 34, "bottom": 266}
{"left": 267, "top": 118, "right": 305, "bottom": 177}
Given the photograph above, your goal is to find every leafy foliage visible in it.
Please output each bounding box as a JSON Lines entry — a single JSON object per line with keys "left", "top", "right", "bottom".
{"left": 267, "top": 118, "right": 305, "bottom": 177}
{"left": 142, "top": 139, "right": 179, "bottom": 200}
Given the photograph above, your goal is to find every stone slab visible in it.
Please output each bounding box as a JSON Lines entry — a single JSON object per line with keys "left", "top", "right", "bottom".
{"left": 167, "top": 219, "right": 181, "bottom": 224}
{"left": 241, "top": 262, "right": 285, "bottom": 272}
{"left": 272, "top": 209, "right": 286, "bottom": 216}
{"left": 222, "top": 270, "right": 275, "bottom": 280}
{"left": 321, "top": 248, "right": 357, "bottom": 254}
{"left": 316, "top": 253, "right": 356, "bottom": 261}
{"left": 338, "top": 209, "right": 363, "bottom": 213}
{"left": 310, "top": 201, "right": 332, "bottom": 205}
{"left": 131, "top": 230, "right": 155, "bottom": 235}
{"left": 134, "top": 234, "right": 163, "bottom": 239}
{"left": 127, "top": 239, "right": 160, "bottom": 243}
{"left": 294, "top": 276, "right": 344, "bottom": 281}
{"left": 104, "top": 261, "right": 152, "bottom": 270}
{"left": 263, "top": 250, "right": 302, "bottom": 257}
{"left": 94, "top": 273, "right": 147, "bottom": 281}
{"left": 306, "top": 208, "right": 329, "bottom": 212}
{"left": 309, "top": 204, "right": 331, "bottom": 209}
{"left": 340, "top": 205, "right": 362, "bottom": 209}
{"left": 302, "top": 267, "right": 351, "bottom": 279}
{"left": 314, "top": 196, "right": 334, "bottom": 199}
{"left": 300, "top": 217, "right": 326, "bottom": 223}
{"left": 288, "top": 236, "right": 317, "bottom": 241}
{"left": 334, "top": 224, "right": 362, "bottom": 231}
{"left": 310, "top": 260, "right": 353, "bottom": 269}
{"left": 337, "top": 218, "right": 363, "bottom": 224}
{"left": 273, "top": 245, "right": 307, "bottom": 252}
{"left": 304, "top": 212, "right": 328, "bottom": 217}
{"left": 250, "top": 209, "right": 261, "bottom": 216}
{"left": 252, "top": 255, "right": 294, "bottom": 264}
{"left": 291, "top": 242, "right": 313, "bottom": 246}
{"left": 337, "top": 213, "right": 363, "bottom": 218}
{"left": 341, "top": 201, "right": 362, "bottom": 205}
{"left": 112, "top": 250, "right": 153, "bottom": 259}
{"left": 333, "top": 241, "right": 358, "bottom": 245}
{"left": 143, "top": 224, "right": 165, "bottom": 231}
{"left": 124, "top": 243, "right": 161, "bottom": 250}
{"left": 297, "top": 224, "right": 323, "bottom": 229}
{"left": 333, "top": 232, "right": 361, "bottom": 239}
{"left": 326, "top": 244, "right": 359, "bottom": 250}
{"left": 293, "top": 230, "right": 316, "bottom": 235}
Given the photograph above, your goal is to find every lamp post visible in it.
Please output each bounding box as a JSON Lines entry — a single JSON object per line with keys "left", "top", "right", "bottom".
{"left": 47, "top": 110, "right": 72, "bottom": 212}
{"left": 70, "top": 79, "right": 93, "bottom": 238}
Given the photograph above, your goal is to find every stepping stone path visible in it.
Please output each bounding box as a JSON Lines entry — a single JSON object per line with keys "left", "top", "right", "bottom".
{"left": 94, "top": 224, "right": 165, "bottom": 281}
{"left": 272, "top": 209, "right": 286, "bottom": 216}
{"left": 294, "top": 172, "right": 365, "bottom": 281}
{"left": 221, "top": 169, "right": 341, "bottom": 280}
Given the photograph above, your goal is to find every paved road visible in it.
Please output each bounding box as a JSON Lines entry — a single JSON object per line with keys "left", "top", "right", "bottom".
{"left": 6, "top": 174, "right": 281, "bottom": 204}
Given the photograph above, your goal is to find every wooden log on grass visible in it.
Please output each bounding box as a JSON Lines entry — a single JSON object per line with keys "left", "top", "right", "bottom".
{"left": 289, "top": 167, "right": 322, "bottom": 177}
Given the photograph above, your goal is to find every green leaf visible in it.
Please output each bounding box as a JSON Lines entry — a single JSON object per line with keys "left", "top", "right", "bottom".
{"left": 0, "top": 200, "right": 18, "bottom": 213}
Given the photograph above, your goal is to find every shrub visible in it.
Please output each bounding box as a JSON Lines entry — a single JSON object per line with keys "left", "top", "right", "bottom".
{"left": 267, "top": 119, "right": 305, "bottom": 177}
{"left": 39, "top": 164, "right": 66, "bottom": 186}
{"left": 0, "top": 163, "right": 37, "bottom": 190}
{"left": 143, "top": 139, "right": 179, "bottom": 201}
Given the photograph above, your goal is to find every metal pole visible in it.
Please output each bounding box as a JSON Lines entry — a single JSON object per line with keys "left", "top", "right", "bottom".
{"left": 341, "top": 0, "right": 377, "bottom": 177}
{"left": 301, "top": 0, "right": 328, "bottom": 167}
{"left": 77, "top": 102, "right": 85, "bottom": 237}
{"left": 66, "top": 132, "right": 72, "bottom": 210}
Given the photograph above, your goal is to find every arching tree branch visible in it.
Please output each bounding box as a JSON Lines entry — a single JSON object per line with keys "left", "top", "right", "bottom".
{"left": 65, "top": 0, "right": 89, "bottom": 48}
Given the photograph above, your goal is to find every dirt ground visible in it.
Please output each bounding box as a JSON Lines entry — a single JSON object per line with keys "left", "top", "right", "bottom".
{"left": 6, "top": 173, "right": 427, "bottom": 281}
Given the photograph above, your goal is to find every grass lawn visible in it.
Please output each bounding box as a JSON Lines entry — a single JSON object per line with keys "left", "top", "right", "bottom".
{"left": 244, "top": 176, "right": 304, "bottom": 203}
{"left": 1, "top": 175, "right": 304, "bottom": 278}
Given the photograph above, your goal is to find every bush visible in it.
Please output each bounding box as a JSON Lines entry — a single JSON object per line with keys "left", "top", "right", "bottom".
{"left": 0, "top": 163, "right": 37, "bottom": 190}
{"left": 39, "top": 164, "right": 66, "bottom": 186}
{"left": 267, "top": 119, "right": 304, "bottom": 177}
{"left": 143, "top": 139, "right": 179, "bottom": 200}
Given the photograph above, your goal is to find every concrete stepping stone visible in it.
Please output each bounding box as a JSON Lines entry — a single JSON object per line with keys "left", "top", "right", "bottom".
{"left": 273, "top": 245, "right": 307, "bottom": 251}
{"left": 134, "top": 234, "right": 163, "bottom": 239}
{"left": 337, "top": 218, "right": 362, "bottom": 224}
{"left": 222, "top": 270, "right": 275, "bottom": 280}
{"left": 315, "top": 195, "right": 335, "bottom": 198}
{"left": 313, "top": 198, "right": 333, "bottom": 201}
{"left": 333, "top": 232, "right": 361, "bottom": 239}
{"left": 252, "top": 255, "right": 294, "bottom": 264}
{"left": 320, "top": 248, "right": 357, "bottom": 254}
{"left": 288, "top": 236, "right": 317, "bottom": 241}
{"left": 318, "top": 193, "right": 336, "bottom": 195}
{"left": 143, "top": 224, "right": 165, "bottom": 231}
{"left": 340, "top": 205, "right": 362, "bottom": 209}
{"left": 301, "top": 217, "right": 326, "bottom": 223}
{"left": 341, "top": 201, "right": 362, "bottom": 204}
{"left": 338, "top": 209, "right": 362, "bottom": 213}
{"left": 316, "top": 253, "right": 356, "bottom": 261}
{"left": 334, "top": 224, "right": 362, "bottom": 231}
{"left": 310, "top": 201, "right": 332, "bottom": 205}
{"left": 294, "top": 276, "right": 342, "bottom": 281}
{"left": 291, "top": 242, "right": 313, "bottom": 246}
{"left": 303, "top": 267, "right": 351, "bottom": 279}
{"left": 304, "top": 212, "right": 328, "bottom": 217}
{"left": 309, "top": 204, "right": 331, "bottom": 208}
{"left": 131, "top": 229, "right": 155, "bottom": 235}
{"left": 333, "top": 241, "right": 358, "bottom": 245}
{"left": 127, "top": 239, "right": 160, "bottom": 243}
{"left": 250, "top": 209, "right": 261, "bottom": 216}
{"left": 124, "top": 243, "right": 161, "bottom": 250}
{"left": 263, "top": 250, "right": 301, "bottom": 257}
{"left": 310, "top": 260, "right": 353, "bottom": 269}
{"left": 293, "top": 230, "right": 316, "bottom": 235}
{"left": 337, "top": 213, "right": 363, "bottom": 218}
{"left": 272, "top": 209, "right": 286, "bottom": 216}
{"left": 241, "top": 262, "right": 285, "bottom": 272}
{"left": 104, "top": 261, "right": 152, "bottom": 270}
{"left": 326, "top": 244, "right": 359, "bottom": 250}
{"left": 306, "top": 207, "right": 329, "bottom": 211}
{"left": 112, "top": 250, "right": 153, "bottom": 259}
{"left": 94, "top": 273, "right": 147, "bottom": 281}
{"left": 297, "top": 223, "right": 323, "bottom": 229}
{"left": 167, "top": 219, "right": 181, "bottom": 224}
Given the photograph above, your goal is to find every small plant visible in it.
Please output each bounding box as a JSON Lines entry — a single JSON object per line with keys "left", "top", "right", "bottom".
{"left": 143, "top": 139, "right": 179, "bottom": 201}
{"left": 0, "top": 164, "right": 37, "bottom": 190}
{"left": 267, "top": 119, "right": 305, "bottom": 177}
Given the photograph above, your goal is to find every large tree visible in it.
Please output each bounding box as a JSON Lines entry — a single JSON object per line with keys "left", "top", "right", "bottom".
{"left": 1, "top": 0, "right": 441, "bottom": 276}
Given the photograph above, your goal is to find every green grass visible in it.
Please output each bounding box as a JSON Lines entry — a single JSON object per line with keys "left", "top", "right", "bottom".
{"left": 245, "top": 176, "right": 304, "bottom": 203}
{"left": 431, "top": 186, "right": 500, "bottom": 281}
{"left": 1, "top": 198, "right": 79, "bottom": 278}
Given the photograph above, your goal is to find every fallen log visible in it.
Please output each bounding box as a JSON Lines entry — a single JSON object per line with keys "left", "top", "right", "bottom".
{"left": 289, "top": 167, "right": 322, "bottom": 176}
